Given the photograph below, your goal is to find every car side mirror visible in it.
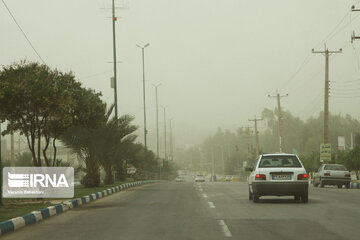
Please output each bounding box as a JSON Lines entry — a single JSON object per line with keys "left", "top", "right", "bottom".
{"left": 245, "top": 167, "right": 253, "bottom": 172}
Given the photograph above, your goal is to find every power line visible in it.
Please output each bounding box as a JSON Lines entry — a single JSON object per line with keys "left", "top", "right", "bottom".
{"left": 331, "top": 79, "right": 360, "bottom": 83}
{"left": 314, "top": 10, "right": 352, "bottom": 48}
{"left": 281, "top": 7, "right": 360, "bottom": 93}
{"left": 2, "top": 0, "right": 45, "bottom": 64}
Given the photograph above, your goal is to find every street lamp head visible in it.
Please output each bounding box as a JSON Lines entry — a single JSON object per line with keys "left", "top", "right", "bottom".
{"left": 136, "top": 43, "right": 150, "bottom": 49}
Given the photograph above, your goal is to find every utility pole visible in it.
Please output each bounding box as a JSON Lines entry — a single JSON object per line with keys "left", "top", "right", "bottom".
{"left": 162, "top": 106, "right": 167, "bottom": 160}
{"left": 268, "top": 92, "right": 288, "bottom": 152}
{"left": 137, "top": 43, "right": 150, "bottom": 148}
{"left": 248, "top": 117, "right": 263, "bottom": 158}
{"left": 112, "top": 0, "right": 118, "bottom": 120}
{"left": 211, "top": 147, "right": 215, "bottom": 179}
{"left": 351, "top": 5, "right": 360, "bottom": 42}
{"left": 246, "top": 126, "right": 254, "bottom": 165}
{"left": 240, "top": 126, "right": 254, "bottom": 165}
{"left": 312, "top": 46, "right": 342, "bottom": 144}
{"left": 152, "top": 83, "right": 161, "bottom": 158}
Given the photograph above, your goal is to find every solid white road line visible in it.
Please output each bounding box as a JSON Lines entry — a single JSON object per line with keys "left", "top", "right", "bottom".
{"left": 208, "top": 201, "right": 216, "bottom": 208}
{"left": 202, "top": 193, "right": 208, "bottom": 198}
{"left": 218, "top": 220, "right": 232, "bottom": 237}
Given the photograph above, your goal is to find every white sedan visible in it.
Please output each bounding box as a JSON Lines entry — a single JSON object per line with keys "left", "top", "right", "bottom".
{"left": 248, "top": 153, "right": 309, "bottom": 203}
{"left": 194, "top": 174, "right": 205, "bottom": 182}
{"left": 313, "top": 164, "right": 351, "bottom": 188}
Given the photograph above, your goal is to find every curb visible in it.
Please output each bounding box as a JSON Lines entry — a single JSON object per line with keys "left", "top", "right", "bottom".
{"left": 0, "top": 180, "right": 157, "bottom": 237}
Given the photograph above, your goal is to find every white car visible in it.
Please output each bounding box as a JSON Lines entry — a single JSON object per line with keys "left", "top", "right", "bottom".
{"left": 175, "top": 176, "right": 184, "bottom": 182}
{"left": 225, "top": 175, "right": 232, "bottom": 182}
{"left": 194, "top": 174, "right": 205, "bottom": 182}
{"left": 247, "top": 153, "right": 309, "bottom": 203}
{"left": 313, "top": 164, "right": 351, "bottom": 188}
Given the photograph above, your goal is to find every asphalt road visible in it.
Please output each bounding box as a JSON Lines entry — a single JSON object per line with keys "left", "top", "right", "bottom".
{"left": 2, "top": 180, "right": 360, "bottom": 240}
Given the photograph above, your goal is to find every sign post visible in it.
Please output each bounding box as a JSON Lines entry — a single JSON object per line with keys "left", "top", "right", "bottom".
{"left": 320, "top": 143, "right": 331, "bottom": 163}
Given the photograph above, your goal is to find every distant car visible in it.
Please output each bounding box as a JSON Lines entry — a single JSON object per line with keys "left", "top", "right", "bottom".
{"left": 248, "top": 153, "right": 309, "bottom": 203}
{"left": 175, "top": 176, "right": 184, "bottom": 182}
{"left": 313, "top": 164, "right": 351, "bottom": 188}
{"left": 225, "top": 175, "right": 232, "bottom": 182}
{"left": 194, "top": 174, "right": 205, "bottom": 182}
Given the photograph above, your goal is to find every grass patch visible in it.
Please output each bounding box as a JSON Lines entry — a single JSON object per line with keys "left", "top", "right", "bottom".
{"left": 0, "top": 202, "right": 51, "bottom": 222}
{"left": 73, "top": 181, "right": 125, "bottom": 198}
{"left": 0, "top": 181, "right": 128, "bottom": 222}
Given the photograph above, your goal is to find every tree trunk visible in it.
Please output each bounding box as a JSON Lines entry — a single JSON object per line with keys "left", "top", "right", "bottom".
{"left": 42, "top": 135, "right": 50, "bottom": 166}
{"left": 80, "top": 156, "right": 100, "bottom": 187}
{"left": 104, "top": 165, "right": 114, "bottom": 185}
{"left": 52, "top": 138, "right": 57, "bottom": 166}
{"left": 26, "top": 134, "right": 37, "bottom": 166}
{"left": 37, "top": 126, "right": 42, "bottom": 166}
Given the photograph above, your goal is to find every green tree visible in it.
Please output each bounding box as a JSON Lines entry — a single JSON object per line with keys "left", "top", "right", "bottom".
{"left": 0, "top": 61, "right": 106, "bottom": 166}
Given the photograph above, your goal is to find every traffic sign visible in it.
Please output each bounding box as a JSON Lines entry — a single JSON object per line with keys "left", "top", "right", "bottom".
{"left": 320, "top": 143, "right": 331, "bottom": 162}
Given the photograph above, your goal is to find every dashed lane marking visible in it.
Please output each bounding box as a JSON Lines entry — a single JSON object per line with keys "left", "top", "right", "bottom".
{"left": 202, "top": 193, "right": 208, "bottom": 198}
{"left": 208, "top": 201, "right": 216, "bottom": 208}
{"left": 218, "top": 220, "right": 232, "bottom": 237}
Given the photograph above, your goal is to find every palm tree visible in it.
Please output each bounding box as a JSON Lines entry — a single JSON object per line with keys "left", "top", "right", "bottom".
{"left": 60, "top": 104, "right": 138, "bottom": 187}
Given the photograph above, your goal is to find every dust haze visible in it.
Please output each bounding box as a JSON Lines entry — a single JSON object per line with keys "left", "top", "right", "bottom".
{"left": 2, "top": 0, "right": 360, "bottom": 150}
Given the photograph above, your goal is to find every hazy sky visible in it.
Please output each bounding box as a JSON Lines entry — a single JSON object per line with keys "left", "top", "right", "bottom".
{"left": 2, "top": 0, "right": 360, "bottom": 150}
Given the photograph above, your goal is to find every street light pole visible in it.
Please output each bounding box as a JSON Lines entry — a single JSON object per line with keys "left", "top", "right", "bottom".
{"left": 162, "top": 106, "right": 167, "bottom": 160}
{"left": 112, "top": 0, "right": 118, "bottom": 120}
{"left": 152, "top": 83, "right": 161, "bottom": 158}
{"left": 137, "top": 43, "right": 150, "bottom": 149}
{"left": 169, "top": 118, "right": 174, "bottom": 161}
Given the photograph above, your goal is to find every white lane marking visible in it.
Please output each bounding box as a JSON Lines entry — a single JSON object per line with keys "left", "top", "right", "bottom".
{"left": 208, "top": 201, "right": 215, "bottom": 208}
{"left": 202, "top": 193, "right": 208, "bottom": 198}
{"left": 218, "top": 220, "right": 232, "bottom": 237}
{"left": 199, "top": 188, "right": 203, "bottom": 192}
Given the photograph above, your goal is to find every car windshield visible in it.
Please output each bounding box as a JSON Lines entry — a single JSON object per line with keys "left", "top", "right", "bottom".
{"left": 259, "top": 155, "right": 302, "bottom": 168}
{"left": 324, "top": 165, "right": 347, "bottom": 171}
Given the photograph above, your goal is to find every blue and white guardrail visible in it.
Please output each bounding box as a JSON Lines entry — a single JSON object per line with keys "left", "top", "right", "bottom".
{"left": 350, "top": 182, "right": 360, "bottom": 189}
{"left": 0, "top": 180, "right": 158, "bottom": 237}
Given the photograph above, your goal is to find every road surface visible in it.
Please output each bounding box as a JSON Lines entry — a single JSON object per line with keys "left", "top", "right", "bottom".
{"left": 2, "top": 181, "right": 360, "bottom": 240}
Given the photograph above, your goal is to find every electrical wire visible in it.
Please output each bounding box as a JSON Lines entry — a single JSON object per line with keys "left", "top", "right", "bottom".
{"left": 332, "top": 79, "right": 360, "bottom": 83}
{"left": 1, "top": 0, "right": 45, "bottom": 64}
{"left": 314, "top": 11, "right": 352, "bottom": 48}
{"left": 280, "top": 8, "right": 357, "bottom": 93}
